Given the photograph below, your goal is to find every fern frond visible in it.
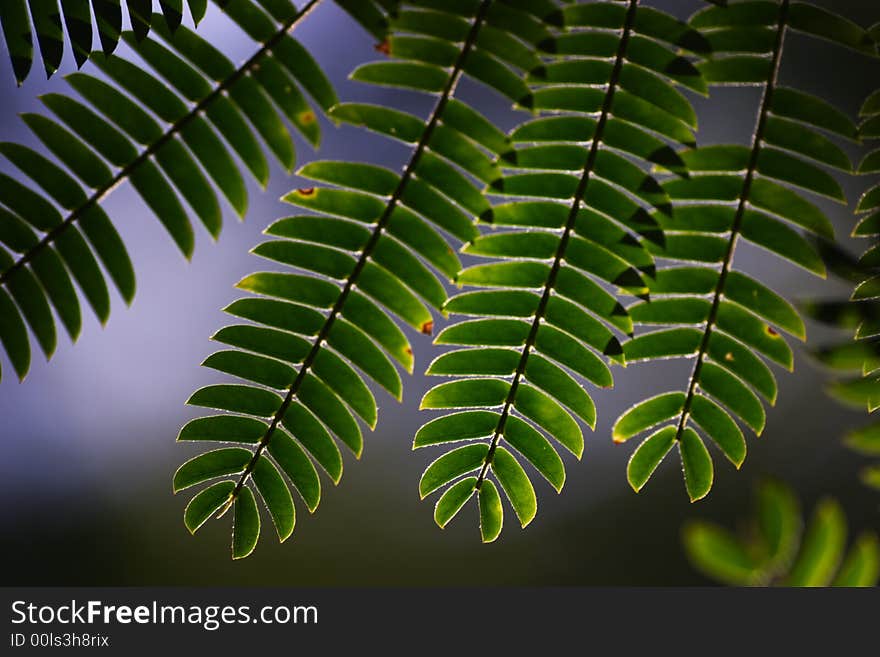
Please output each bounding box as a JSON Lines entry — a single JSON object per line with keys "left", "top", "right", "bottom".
{"left": 0, "top": 0, "right": 374, "bottom": 383}
{"left": 0, "top": 0, "right": 210, "bottom": 84}
{"left": 413, "top": 0, "right": 714, "bottom": 541}
{"left": 175, "top": 0, "right": 540, "bottom": 558}
{"left": 801, "top": 86, "right": 880, "bottom": 491}
{"left": 683, "top": 480, "right": 879, "bottom": 586}
{"left": 612, "top": 0, "right": 875, "bottom": 502}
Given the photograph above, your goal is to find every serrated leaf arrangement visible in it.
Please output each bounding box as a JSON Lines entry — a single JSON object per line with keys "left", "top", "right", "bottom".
{"left": 174, "top": 0, "right": 555, "bottom": 558}
{"left": 0, "top": 0, "right": 392, "bottom": 383}
{"left": 413, "top": 0, "right": 722, "bottom": 542}
{"left": 612, "top": 0, "right": 878, "bottom": 503}
{"left": 802, "top": 83, "right": 880, "bottom": 491}
{"left": 683, "top": 480, "right": 879, "bottom": 586}
{"left": 0, "top": 0, "right": 208, "bottom": 84}
{"left": 4, "top": 0, "right": 880, "bottom": 562}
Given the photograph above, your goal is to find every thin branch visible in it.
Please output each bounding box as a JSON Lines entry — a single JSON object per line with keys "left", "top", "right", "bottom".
{"left": 475, "top": 0, "right": 642, "bottom": 489}
{"left": 674, "top": 0, "right": 791, "bottom": 440}
{"left": 223, "top": 0, "right": 496, "bottom": 509}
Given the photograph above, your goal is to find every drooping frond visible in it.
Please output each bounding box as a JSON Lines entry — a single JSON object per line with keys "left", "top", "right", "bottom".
{"left": 802, "top": 85, "right": 880, "bottom": 491}
{"left": 612, "top": 0, "right": 876, "bottom": 502}
{"left": 683, "top": 480, "right": 879, "bottom": 586}
{"left": 174, "top": 0, "right": 543, "bottom": 558}
{"left": 413, "top": 0, "right": 713, "bottom": 542}
{"left": 0, "top": 0, "right": 208, "bottom": 84}
{"left": 0, "top": 0, "right": 381, "bottom": 383}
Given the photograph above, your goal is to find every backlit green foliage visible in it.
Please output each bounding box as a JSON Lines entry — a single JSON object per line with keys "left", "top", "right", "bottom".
{"left": 803, "top": 85, "right": 880, "bottom": 491}
{"left": 175, "top": 0, "right": 556, "bottom": 558}
{"left": 0, "top": 0, "right": 380, "bottom": 384}
{"left": 613, "top": 0, "right": 875, "bottom": 502}
{"left": 1, "top": 0, "right": 877, "bottom": 562}
{"left": 415, "top": 0, "right": 714, "bottom": 541}
{"left": 683, "top": 480, "right": 879, "bottom": 586}
{"left": 0, "top": 0, "right": 207, "bottom": 84}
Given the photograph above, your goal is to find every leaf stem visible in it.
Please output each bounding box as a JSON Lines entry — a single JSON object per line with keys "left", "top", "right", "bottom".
{"left": 223, "top": 0, "right": 496, "bottom": 510}
{"left": 474, "top": 0, "right": 641, "bottom": 489}
{"left": 0, "top": 0, "right": 324, "bottom": 287}
{"left": 673, "top": 0, "right": 790, "bottom": 441}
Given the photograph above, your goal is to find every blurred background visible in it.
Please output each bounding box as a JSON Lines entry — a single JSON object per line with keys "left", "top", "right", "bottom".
{"left": 1, "top": 0, "right": 879, "bottom": 586}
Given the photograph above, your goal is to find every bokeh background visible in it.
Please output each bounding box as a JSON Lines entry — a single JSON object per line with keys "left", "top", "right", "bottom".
{"left": 1, "top": 0, "right": 879, "bottom": 585}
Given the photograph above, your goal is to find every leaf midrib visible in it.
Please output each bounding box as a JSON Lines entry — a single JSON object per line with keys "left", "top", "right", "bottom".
{"left": 674, "top": 0, "right": 792, "bottom": 441}
{"left": 223, "top": 0, "right": 497, "bottom": 509}
{"left": 474, "top": 0, "right": 642, "bottom": 489}
{"left": 0, "top": 0, "right": 325, "bottom": 287}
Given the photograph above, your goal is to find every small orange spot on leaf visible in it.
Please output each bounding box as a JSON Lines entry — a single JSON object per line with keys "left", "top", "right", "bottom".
{"left": 299, "top": 110, "right": 316, "bottom": 125}
{"left": 405, "top": 347, "right": 413, "bottom": 356}
{"left": 297, "top": 187, "right": 316, "bottom": 197}
{"left": 724, "top": 352, "right": 734, "bottom": 362}
{"left": 766, "top": 325, "right": 779, "bottom": 337}
{"left": 421, "top": 320, "right": 434, "bottom": 335}
{"left": 375, "top": 39, "right": 391, "bottom": 56}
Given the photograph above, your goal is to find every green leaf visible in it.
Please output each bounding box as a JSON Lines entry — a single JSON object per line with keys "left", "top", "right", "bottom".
{"left": 352, "top": 61, "right": 448, "bottom": 93}
{"left": 419, "top": 444, "right": 490, "bottom": 498}
{"left": 613, "top": 392, "right": 685, "bottom": 444}
{"left": 184, "top": 481, "right": 234, "bottom": 535}
{"left": 699, "top": 362, "right": 766, "bottom": 435}
{"left": 770, "top": 87, "right": 859, "bottom": 140}
{"left": 749, "top": 179, "right": 834, "bottom": 239}
{"left": 679, "top": 428, "right": 713, "bottom": 502}
{"left": 698, "top": 56, "right": 771, "bottom": 85}
{"left": 298, "top": 375, "right": 363, "bottom": 458}
{"left": 414, "top": 411, "right": 499, "bottom": 448}
{"left": 421, "top": 379, "right": 509, "bottom": 410}
{"left": 478, "top": 480, "right": 503, "bottom": 543}
{"left": 202, "top": 350, "right": 294, "bottom": 389}
{"left": 177, "top": 415, "right": 266, "bottom": 444}
{"left": 833, "top": 534, "right": 880, "bottom": 587}
{"left": 0, "top": 288, "right": 31, "bottom": 381}
{"left": 623, "top": 328, "right": 702, "bottom": 363}
{"left": 426, "top": 348, "right": 518, "bottom": 377}
{"left": 740, "top": 210, "right": 825, "bottom": 276}
{"left": 786, "top": 499, "right": 847, "bottom": 586}
{"left": 756, "top": 480, "right": 802, "bottom": 571}
{"left": 232, "top": 485, "right": 260, "bottom": 560}
{"left": 187, "top": 384, "right": 282, "bottom": 417}
{"left": 524, "top": 355, "right": 597, "bottom": 431}
{"left": 1, "top": 260, "right": 55, "bottom": 360}
{"left": 513, "top": 384, "right": 582, "bottom": 457}
{"left": 683, "top": 522, "right": 758, "bottom": 585}
{"left": 0, "top": 0, "right": 33, "bottom": 84}
{"left": 328, "top": 319, "right": 402, "bottom": 400}
{"left": 282, "top": 402, "right": 342, "bottom": 485}
{"left": 690, "top": 395, "right": 746, "bottom": 469}
{"left": 764, "top": 117, "right": 852, "bottom": 171}
{"left": 434, "top": 477, "right": 477, "bottom": 529}
{"left": 252, "top": 456, "right": 295, "bottom": 543}
{"left": 757, "top": 148, "right": 846, "bottom": 203}
{"left": 436, "top": 318, "right": 528, "bottom": 348}
{"left": 845, "top": 423, "right": 880, "bottom": 456}
{"left": 788, "top": 3, "right": 875, "bottom": 55}
{"left": 627, "top": 426, "right": 676, "bottom": 493}
{"left": 267, "top": 427, "right": 321, "bottom": 513}
{"left": 491, "top": 447, "right": 537, "bottom": 528}
{"left": 314, "top": 348, "right": 377, "bottom": 428}
{"left": 173, "top": 448, "right": 251, "bottom": 493}
{"left": 503, "top": 415, "right": 565, "bottom": 492}
{"left": 725, "top": 271, "right": 806, "bottom": 340}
